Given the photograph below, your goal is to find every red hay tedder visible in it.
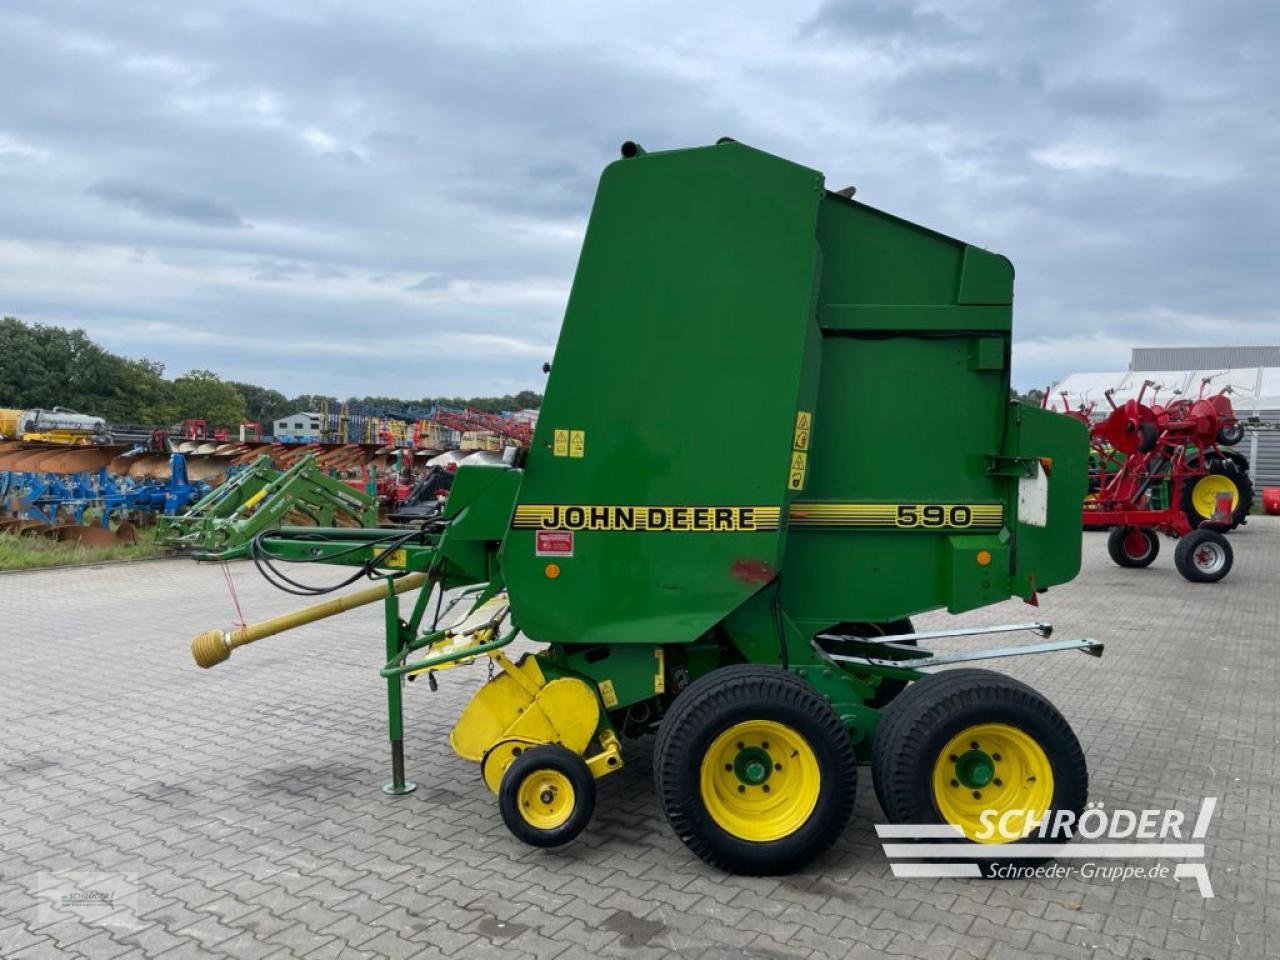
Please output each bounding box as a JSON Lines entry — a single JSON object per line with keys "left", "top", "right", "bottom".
{"left": 1049, "top": 378, "right": 1254, "bottom": 583}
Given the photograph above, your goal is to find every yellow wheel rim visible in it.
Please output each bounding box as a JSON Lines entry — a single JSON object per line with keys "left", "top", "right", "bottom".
{"left": 1192, "top": 474, "right": 1237, "bottom": 518}
{"left": 699, "top": 720, "right": 820, "bottom": 842}
{"left": 515, "top": 769, "right": 575, "bottom": 830}
{"left": 931, "top": 723, "right": 1054, "bottom": 843}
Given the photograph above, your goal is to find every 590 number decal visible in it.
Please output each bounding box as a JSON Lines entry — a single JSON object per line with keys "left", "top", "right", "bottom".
{"left": 788, "top": 502, "right": 1004, "bottom": 529}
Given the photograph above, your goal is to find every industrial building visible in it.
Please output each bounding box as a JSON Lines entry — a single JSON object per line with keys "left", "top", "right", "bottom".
{"left": 1050, "top": 345, "right": 1280, "bottom": 487}
{"left": 272, "top": 411, "right": 323, "bottom": 443}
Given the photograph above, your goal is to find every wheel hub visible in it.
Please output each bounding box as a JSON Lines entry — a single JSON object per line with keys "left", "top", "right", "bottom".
{"left": 733, "top": 746, "right": 773, "bottom": 786}
{"left": 953, "top": 749, "right": 995, "bottom": 789}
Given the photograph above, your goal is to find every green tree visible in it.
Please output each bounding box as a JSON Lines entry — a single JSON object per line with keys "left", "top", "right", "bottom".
{"left": 172, "top": 369, "right": 247, "bottom": 428}
{"left": 231, "top": 381, "right": 290, "bottom": 425}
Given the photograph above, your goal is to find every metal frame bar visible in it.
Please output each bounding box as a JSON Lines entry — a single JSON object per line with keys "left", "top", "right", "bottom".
{"left": 818, "top": 620, "right": 1052, "bottom": 647}
{"left": 823, "top": 636, "right": 1103, "bottom": 669}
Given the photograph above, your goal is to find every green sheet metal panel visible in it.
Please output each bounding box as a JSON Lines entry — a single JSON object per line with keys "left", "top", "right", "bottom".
{"left": 781, "top": 194, "right": 1020, "bottom": 627}
{"left": 502, "top": 141, "right": 825, "bottom": 647}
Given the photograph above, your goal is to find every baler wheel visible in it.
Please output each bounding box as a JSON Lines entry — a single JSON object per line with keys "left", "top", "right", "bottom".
{"left": 654, "top": 665, "right": 855, "bottom": 874}
{"left": 1181, "top": 457, "right": 1253, "bottom": 530}
{"left": 1105, "top": 527, "right": 1160, "bottom": 568}
{"left": 498, "top": 744, "right": 596, "bottom": 848}
{"left": 1173, "top": 529, "right": 1233, "bottom": 583}
{"left": 872, "top": 669, "right": 1087, "bottom": 875}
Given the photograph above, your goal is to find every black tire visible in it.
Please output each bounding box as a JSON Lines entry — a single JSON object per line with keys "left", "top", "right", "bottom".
{"left": 1173, "top": 529, "right": 1233, "bottom": 583}
{"left": 1217, "top": 422, "right": 1245, "bottom": 446}
{"left": 828, "top": 618, "right": 916, "bottom": 707}
{"left": 1136, "top": 421, "right": 1158, "bottom": 453}
{"left": 872, "top": 669, "right": 1088, "bottom": 877}
{"left": 654, "top": 665, "right": 856, "bottom": 874}
{"left": 1105, "top": 527, "right": 1160, "bottom": 568}
{"left": 1181, "top": 457, "right": 1254, "bottom": 530}
{"left": 498, "top": 744, "right": 595, "bottom": 848}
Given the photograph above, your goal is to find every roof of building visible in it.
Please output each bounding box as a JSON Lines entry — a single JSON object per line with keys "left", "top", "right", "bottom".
{"left": 1049, "top": 367, "right": 1280, "bottom": 415}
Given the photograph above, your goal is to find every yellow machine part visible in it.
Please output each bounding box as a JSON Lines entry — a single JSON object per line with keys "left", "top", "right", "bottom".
{"left": 0, "top": 409, "right": 21, "bottom": 439}
{"left": 450, "top": 652, "right": 604, "bottom": 789}
{"left": 405, "top": 594, "right": 509, "bottom": 676}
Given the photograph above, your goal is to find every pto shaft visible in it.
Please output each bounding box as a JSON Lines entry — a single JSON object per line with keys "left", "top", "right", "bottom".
{"left": 191, "top": 572, "right": 428, "bottom": 668}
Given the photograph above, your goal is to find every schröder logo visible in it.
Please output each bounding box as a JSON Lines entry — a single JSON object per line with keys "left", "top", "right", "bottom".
{"left": 878, "top": 797, "right": 1217, "bottom": 897}
{"left": 973, "top": 799, "right": 1204, "bottom": 842}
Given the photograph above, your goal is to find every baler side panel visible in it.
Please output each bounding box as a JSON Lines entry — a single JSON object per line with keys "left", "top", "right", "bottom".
{"left": 783, "top": 195, "right": 1016, "bottom": 627}
{"left": 1007, "top": 404, "right": 1089, "bottom": 595}
{"left": 503, "top": 143, "right": 825, "bottom": 647}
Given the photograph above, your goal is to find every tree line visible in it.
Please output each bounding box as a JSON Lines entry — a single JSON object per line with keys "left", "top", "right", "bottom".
{"left": 0, "top": 317, "right": 542, "bottom": 429}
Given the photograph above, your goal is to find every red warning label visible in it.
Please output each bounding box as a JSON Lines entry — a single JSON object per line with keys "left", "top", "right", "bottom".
{"left": 535, "top": 529, "right": 574, "bottom": 557}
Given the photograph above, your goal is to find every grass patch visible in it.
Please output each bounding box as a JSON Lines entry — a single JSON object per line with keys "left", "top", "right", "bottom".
{"left": 0, "top": 532, "right": 167, "bottom": 571}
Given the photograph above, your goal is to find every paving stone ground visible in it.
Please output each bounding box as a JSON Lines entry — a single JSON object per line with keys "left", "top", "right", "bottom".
{"left": 1, "top": 519, "right": 1278, "bottom": 960}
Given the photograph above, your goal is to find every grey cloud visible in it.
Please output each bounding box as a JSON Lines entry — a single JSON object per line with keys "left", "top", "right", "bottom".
{"left": 802, "top": 0, "right": 968, "bottom": 43}
{"left": 88, "top": 178, "right": 246, "bottom": 228}
{"left": 1045, "top": 78, "right": 1163, "bottom": 120}
{"left": 0, "top": 1, "right": 1276, "bottom": 397}
{"left": 407, "top": 274, "right": 451, "bottom": 292}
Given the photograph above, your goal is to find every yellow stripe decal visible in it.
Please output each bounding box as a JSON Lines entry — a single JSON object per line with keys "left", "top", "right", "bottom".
{"left": 513, "top": 505, "right": 781, "bottom": 532}
{"left": 789, "top": 502, "right": 1004, "bottom": 530}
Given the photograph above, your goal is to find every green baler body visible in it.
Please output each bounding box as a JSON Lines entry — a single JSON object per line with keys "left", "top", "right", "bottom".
{"left": 495, "top": 140, "right": 1086, "bottom": 657}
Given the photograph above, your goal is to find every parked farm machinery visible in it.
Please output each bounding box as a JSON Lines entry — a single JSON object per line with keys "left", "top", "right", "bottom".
{"left": 1061, "top": 379, "right": 1254, "bottom": 582}
{"left": 0, "top": 450, "right": 208, "bottom": 544}
{"left": 183, "top": 139, "right": 1103, "bottom": 875}
{"left": 157, "top": 453, "right": 378, "bottom": 554}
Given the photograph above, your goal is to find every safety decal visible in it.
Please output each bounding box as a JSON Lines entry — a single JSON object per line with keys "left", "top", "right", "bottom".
{"left": 788, "top": 502, "right": 1005, "bottom": 529}
{"left": 535, "top": 530, "right": 574, "bottom": 556}
{"left": 513, "top": 504, "right": 781, "bottom": 532}
{"left": 552, "top": 428, "right": 585, "bottom": 458}
{"left": 787, "top": 410, "right": 812, "bottom": 491}
{"left": 598, "top": 679, "right": 619, "bottom": 708}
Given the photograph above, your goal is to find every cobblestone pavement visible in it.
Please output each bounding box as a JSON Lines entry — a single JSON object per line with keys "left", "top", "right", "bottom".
{"left": 1, "top": 519, "right": 1277, "bottom": 960}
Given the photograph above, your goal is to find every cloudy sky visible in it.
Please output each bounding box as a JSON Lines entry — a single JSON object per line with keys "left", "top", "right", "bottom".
{"left": 1, "top": 1, "right": 1276, "bottom": 397}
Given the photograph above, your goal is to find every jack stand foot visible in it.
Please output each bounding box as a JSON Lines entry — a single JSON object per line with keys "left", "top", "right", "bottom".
{"left": 383, "top": 737, "right": 415, "bottom": 794}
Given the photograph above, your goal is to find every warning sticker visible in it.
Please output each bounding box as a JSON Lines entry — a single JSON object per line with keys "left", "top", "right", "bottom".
{"left": 793, "top": 411, "right": 812, "bottom": 451}
{"left": 788, "top": 450, "right": 808, "bottom": 491}
{"left": 553, "top": 429, "right": 569, "bottom": 457}
{"left": 787, "top": 411, "right": 812, "bottom": 491}
{"left": 569, "top": 430, "right": 585, "bottom": 458}
{"left": 598, "top": 679, "right": 619, "bottom": 708}
{"left": 536, "top": 529, "right": 574, "bottom": 556}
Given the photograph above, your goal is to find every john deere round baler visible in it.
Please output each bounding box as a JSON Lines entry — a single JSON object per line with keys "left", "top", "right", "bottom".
{"left": 190, "top": 138, "right": 1101, "bottom": 875}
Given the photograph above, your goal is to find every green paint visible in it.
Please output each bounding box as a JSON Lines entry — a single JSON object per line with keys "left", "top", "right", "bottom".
{"left": 954, "top": 750, "right": 995, "bottom": 789}
{"left": 734, "top": 746, "right": 774, "bottom": 786}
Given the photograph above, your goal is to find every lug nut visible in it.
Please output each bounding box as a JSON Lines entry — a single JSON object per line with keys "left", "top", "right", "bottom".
{"left": 992, "top": 753, "right": 1001, "bottom": 761}
{"left": 972, "top": 791, "right": 982, "bottom": 799}
{"left": 994, "top": 778, "right": 1003, "bottom": 786}
{"left": 950, "top": 779, "right": 959, "bottom": 787}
